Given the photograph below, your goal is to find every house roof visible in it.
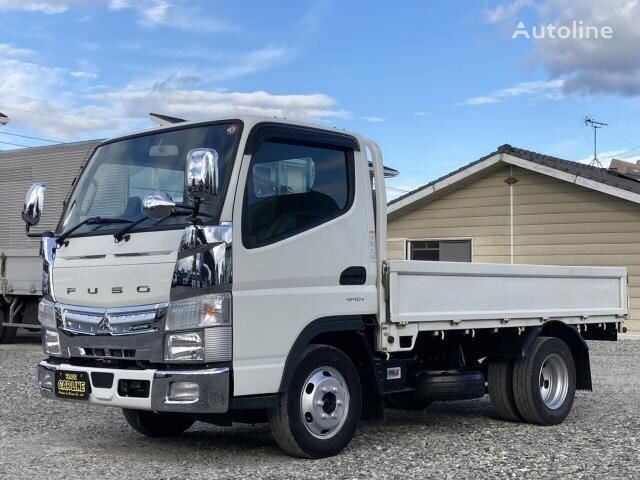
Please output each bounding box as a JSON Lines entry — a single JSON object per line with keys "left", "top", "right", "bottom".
{"left": 388, "top": 144, "right": 640, "bottom": 215}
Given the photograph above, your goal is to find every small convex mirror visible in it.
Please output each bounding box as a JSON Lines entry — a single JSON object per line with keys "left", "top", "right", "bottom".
{"left": 143, "top": 191, "right": 175, "bottom": 220}
{"left": 22, "top": 182, "right": 47, "bottom": 227}
{"left": 186, "top": 148, "right": 219, "bottom": 201}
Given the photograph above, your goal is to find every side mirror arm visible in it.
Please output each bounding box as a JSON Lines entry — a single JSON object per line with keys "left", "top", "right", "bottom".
{"left": 25, "top": 225, "right": 53, "bottom": 238}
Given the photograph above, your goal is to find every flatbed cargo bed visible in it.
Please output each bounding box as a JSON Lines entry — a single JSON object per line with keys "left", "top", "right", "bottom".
{"left": 387, "top": 260, "right": 628, "bottom": 332}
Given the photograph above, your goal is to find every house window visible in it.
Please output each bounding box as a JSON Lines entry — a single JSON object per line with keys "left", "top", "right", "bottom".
{"left": 407, "top": 239, "right": 472, "bottom": 262}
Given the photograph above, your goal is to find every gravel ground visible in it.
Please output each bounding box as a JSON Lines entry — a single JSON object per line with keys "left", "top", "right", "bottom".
{"left": 1, "top": 334, "right": 639, "bottom": 479}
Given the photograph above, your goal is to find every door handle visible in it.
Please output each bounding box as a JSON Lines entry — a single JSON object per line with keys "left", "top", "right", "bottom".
{"left": 340, "top": 266, "right": 367, "bottom": 285}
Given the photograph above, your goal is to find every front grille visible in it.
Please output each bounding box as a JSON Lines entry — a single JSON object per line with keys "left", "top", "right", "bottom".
{"left": 56, "top": 303, "right": 166, "bottom": 336}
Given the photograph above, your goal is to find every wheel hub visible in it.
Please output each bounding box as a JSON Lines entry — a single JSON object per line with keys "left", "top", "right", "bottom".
{"left": 300, "top": 366, "right": 350, "bottom": 439}
{"left": 538, "top": 353, "right": 569, "bottom": 410}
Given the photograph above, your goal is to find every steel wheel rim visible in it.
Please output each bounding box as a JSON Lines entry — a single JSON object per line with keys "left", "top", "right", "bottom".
{"left": 300, "top": 366, "right": 350, "bottom": 439}
{"left": 538, "top": 353, "right": 569, "bottom": 410}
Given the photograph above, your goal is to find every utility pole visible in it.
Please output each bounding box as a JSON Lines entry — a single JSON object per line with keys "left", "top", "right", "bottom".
{"left": 584, "top": 116, "right": 608, "bottom": 168}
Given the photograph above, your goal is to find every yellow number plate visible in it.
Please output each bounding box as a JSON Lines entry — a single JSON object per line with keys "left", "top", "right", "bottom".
{"left": 55, "top": 371, "right": 91, "bottom": 400}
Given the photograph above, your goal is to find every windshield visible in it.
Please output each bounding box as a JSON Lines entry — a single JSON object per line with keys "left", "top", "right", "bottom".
{"left": 58, "top": 122, "right": 241, "bottom": 237}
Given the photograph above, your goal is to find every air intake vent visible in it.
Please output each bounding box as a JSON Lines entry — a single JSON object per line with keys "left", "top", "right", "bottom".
{"left": 81, "top": 348, "right": 136, "bottom": 359}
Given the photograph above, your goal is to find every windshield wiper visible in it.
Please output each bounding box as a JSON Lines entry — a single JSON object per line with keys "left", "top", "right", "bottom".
{"left": 113, "top": 216, "right": 149, "bottom": 243}
{"left": 113, "top": 205, "right": 213, "bottom": 242}
{"left": 57, "top": 216, "right": 133, "bottom": 246}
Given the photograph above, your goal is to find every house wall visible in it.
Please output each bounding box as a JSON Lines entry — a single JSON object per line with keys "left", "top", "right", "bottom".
{"left": 387, "top": 163, "right": 640, "bottom": 332}
{"left": 387, "top": 165, "right": 511, "bottom": 263}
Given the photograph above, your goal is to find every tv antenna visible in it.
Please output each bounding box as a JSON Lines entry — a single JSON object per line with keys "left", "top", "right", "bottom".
{"left": 584, "top": 116, "right": 608, "bottom": 168}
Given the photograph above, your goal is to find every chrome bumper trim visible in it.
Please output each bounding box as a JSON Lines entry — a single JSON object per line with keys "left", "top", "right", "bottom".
{"left": 38, "top": 360, "right": 229, "bottom": 413}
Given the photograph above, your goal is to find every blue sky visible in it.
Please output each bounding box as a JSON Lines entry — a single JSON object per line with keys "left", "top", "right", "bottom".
{"left": 1, "top": 0, "right": 640, "bottom": 197}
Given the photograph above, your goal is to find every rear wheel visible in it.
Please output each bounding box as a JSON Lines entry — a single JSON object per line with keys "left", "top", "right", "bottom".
{"left": 268, "top": 345, "right": 362, "bottom": 458}
{"left": 488, "top": 358, "right": 521, "bottom": 422}
{"left": 512, "top": 336, "right": 576, "bottom": 426}
{"left": 0, "top": 307, "right": 17, "bottom": 344}
{"left": 122, "top": 409, "right": 195, "bottom": 437}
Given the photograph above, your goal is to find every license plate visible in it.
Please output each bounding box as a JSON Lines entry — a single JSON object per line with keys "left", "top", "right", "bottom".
{"left": 55, "top": 371, "right": 91, "bottom": 400}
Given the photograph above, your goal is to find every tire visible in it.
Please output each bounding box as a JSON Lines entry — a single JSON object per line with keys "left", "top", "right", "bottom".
{"left": 268, "top": 345, "right": 362, "bottom": 458}
{"left": 512, "top": 336, "right": 576, "bottom": 426}
{"left": 488, "top": 358, "right": 522, "bottom": 422}
{"left": 385, "top": 392, "right": 432, "bottom": 411}
{"left": 122, "top": 409, "right": 195, "bottom": 437}
{"left": 0, "top": 307, "right": 17, "bottom": 344}
{"left": 415, "top": 371, "right": 485, "bottom": 401}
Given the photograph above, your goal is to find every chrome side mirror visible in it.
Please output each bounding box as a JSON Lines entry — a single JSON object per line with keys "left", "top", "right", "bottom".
{"left": 143, "top": 191, "right": 175, "bottom": 220}
{"left": 22, "top": 182, "right": 47, "bottom": 227}
{"left": 186, "top": 148, "right": 219, "bottom": 201}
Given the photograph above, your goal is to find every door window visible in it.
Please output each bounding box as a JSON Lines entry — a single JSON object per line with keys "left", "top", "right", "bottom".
{"left": 244, "top": 140, "right": 353, "bottom": 247}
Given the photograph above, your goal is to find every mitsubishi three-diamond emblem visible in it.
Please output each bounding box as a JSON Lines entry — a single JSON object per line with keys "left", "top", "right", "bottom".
{"left": 97, "top": 316, "right": 111, "bottom": 334}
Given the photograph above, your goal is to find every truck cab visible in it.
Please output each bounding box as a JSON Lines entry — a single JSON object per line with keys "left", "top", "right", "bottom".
{"left": 23, "top": 116, "right": 626, "bottom": 458}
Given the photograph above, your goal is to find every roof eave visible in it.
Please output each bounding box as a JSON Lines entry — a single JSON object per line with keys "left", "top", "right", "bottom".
{"left": 388, "top": 150, "right": 640, "bottom": 217}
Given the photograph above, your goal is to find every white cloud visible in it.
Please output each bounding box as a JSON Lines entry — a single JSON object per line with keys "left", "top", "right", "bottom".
{"left": 69, "top": 71, "right": 98, "bottom": 80}
{"left": 485, "top": 0, "right": 534, "bottom": 23}
{"left": 360, "top": 116, "right": 385, "bottom": 123}
{"left": 487, "top": 0, "right": 640, "bottom": 97}
{"left": 0, "top": 43, "right": 35, "bottom": 57}
{"left": 0, "top": 0, "right": 79, "bottom": 14}
{"left": 0, "top": 43, "right": 349, "bottom": 140}
{"left": 576, "top": 149, "right": 640, "bottom": 168}
{"left": 108, "top": 0, "right": 230, "bottom": 31}
{"left": 210, "top": 46, "right": 296, "bottom": 82}
{"left": 414, "top": 111, "right": 429, "bottom": 116}
{"left": 0, "top": 0, "right": 230, "bottom": 32}
{"left": 96, "top": 88, "right": 349, "bottom": 122}
{"left": 0, "top": 0, "right": 76, "bottom": 14}
{"left": 461, "top": 79, "right": 564, "bottom": 105}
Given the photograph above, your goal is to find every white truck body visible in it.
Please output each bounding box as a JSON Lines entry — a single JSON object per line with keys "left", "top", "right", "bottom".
{"left": 27, "top": 116, "right": 627, "bottom": 457}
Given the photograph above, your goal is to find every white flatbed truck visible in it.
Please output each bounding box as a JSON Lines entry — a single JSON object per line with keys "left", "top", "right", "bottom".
{"left": 23, "top": 116, "right": 627, "bottom": 458}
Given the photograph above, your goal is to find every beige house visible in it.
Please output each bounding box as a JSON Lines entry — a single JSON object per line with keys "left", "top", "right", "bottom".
{"left": 387, "top": 144, "right": 640, "bottom": 332}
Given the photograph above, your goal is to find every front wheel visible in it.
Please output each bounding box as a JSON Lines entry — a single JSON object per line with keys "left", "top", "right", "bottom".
{"left": 268, "top": 345, "right": 362, "bottom": 458}
{"left": 122, "top": 409, "right": 195, "bottom": 437}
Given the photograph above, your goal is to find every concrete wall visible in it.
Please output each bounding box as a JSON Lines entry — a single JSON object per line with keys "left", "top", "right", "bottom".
{"left": 388, "top": 163, "right": 640, "bottom": 331}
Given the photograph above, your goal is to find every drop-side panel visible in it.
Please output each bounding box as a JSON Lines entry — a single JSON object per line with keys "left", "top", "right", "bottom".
{"left": 387, "top": 260, "right": 628, "bottom": 327}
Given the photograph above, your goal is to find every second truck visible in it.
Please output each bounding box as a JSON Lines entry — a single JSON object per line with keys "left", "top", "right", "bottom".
{"left": 24, "top": 116, "right": 627, "bottom": 458}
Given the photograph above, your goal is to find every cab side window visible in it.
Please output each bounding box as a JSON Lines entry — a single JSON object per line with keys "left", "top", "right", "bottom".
{"left": 244, "top": 140, "right": 352, "bottom": 247}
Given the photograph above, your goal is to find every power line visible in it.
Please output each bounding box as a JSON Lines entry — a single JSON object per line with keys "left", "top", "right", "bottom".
{"left": 0, "top": 130, "right": 63, "bottom": 144}
{"left": 386, "top": 186, "right": 411, "bottom": 193}
{"left": 0, "top": 140, "right": 30, "bottom": 148}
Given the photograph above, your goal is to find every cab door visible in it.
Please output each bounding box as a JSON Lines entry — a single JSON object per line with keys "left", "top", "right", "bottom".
{"left": 231, "top": 124, "right": 377, "bottom": 396}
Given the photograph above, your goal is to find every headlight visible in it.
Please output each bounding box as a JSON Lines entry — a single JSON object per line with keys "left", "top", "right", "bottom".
{"left": 44, "top": 329, "right": 62, "bottom": 356}
{"left": 165, "top": 293, "right": 231, "bottom": 331}
{"left": 38, "top": 299, "right": 56, "bottom": 329}
{"left": 165, "top": 331, "right": 204, "bottom": 361}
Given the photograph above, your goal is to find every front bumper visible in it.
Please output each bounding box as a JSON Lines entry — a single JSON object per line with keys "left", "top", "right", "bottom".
{"left": 38, "top": 360, "right": 229, "bottom": 413}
